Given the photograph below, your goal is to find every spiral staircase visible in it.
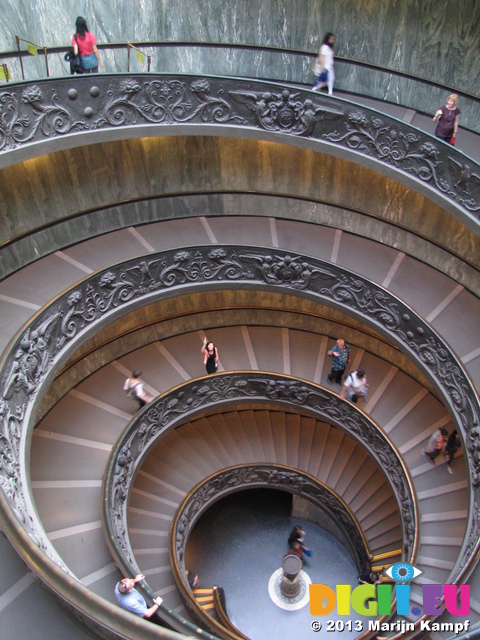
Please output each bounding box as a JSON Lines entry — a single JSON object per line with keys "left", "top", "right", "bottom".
{"left": 0, "top": 55, "right": 480, "bottom": 640}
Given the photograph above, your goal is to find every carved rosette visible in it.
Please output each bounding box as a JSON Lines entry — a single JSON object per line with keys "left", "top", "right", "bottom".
{"left": 0, "top": 76, "right": 478, "bottom": 214}
{"left": 0, "top": 245, "right": 478, "bottom": 578}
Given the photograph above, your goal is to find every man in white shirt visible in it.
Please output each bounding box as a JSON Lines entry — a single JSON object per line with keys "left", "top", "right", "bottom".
{"left": 340, "top": 369, "right": 369, "bottom": 404}
{"left": 123, "top": 370, "right": 152, "bottom": 410}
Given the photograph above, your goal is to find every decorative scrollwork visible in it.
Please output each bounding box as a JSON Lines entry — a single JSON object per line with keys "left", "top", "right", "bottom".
{"left": 0, "top": 76, "right": 478, "bottom": 216}
{"left": 0, "top": 245, "right": 478, "bottom": 585}
{"left": 172, "top": 465, "right": 371, "bottom": 570}
{"left": 324, "top": 112, "right": 480, "bottom": 212}
{"left": 0, "top": 86, "right": 88, "bottom": 151}
{"left": 93, "top": 78, "right": 247, "bottom": 130}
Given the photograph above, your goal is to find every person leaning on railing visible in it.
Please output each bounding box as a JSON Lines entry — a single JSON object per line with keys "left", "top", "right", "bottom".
{"left": 115, "top": 574, "right": 163, "bottom": 618}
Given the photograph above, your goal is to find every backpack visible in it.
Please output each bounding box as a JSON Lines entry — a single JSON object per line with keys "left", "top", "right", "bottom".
{"left": 126, "top": 382, "right": 140, "bottom": 401}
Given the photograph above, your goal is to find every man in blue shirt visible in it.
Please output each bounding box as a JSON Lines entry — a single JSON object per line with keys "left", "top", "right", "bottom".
{"left": 327, "top": 338, "right": 351, "bottom": 385}
{"left": 115, "top": 573, "right": 163, "bottom": 618}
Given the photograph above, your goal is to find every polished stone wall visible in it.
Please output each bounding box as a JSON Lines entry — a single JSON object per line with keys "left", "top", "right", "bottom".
{"left": 1, "top": 1, "right": 478, "bottom": 126}
{"left": 2, "top": 137, "right": 480, "bottom": 294}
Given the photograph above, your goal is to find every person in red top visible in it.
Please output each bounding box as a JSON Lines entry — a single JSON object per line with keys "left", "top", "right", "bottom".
{"left": 72, "top": 16, "right": 102, "bottom": 74}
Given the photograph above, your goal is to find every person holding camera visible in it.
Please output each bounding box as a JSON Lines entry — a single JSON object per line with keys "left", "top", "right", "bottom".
{"left": 201, "top": 337, "right": 219, "bottom": 374}
{"left": 327, "top": 338, "right": 351, "bottom": 385}
{"left": 115, "top": 574, "right": 163, "bottom": 618}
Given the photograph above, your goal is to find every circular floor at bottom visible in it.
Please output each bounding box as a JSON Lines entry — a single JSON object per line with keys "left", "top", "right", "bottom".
{"left": 186, "top": 489, "right": 372, "bottom": 640}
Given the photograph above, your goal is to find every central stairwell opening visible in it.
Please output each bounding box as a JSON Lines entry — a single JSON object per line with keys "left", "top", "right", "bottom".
{"left": 186, "top": 488, "right": 365, "bottom": 640}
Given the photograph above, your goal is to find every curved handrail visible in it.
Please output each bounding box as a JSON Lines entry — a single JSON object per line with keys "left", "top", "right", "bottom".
{"left": 0, "top": 244, "right": 478, "bottom": 640}
{"left": 212, "top": 587, "right": 250, "bottom": 640}
{"left": 0, "top": 75, "right": 479, "bottom": 228}
{"left": 2, "top": 40, "right": 479, "bottom": 132}
{"left": 0, "top": 505, "right": 197, "bottom": 640}
{"left": 103, "top": 378, "right": 409, "bottom": 561}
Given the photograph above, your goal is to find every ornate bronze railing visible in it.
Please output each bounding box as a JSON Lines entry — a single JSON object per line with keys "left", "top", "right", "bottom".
{"left": 103, "top": 375, "right": 409, "bottom": 639}
{"left": 1, "top": 40, "right": 479, "bottom": 133}
{"left": 0, "top": 245, "right": 478, "bottom": 639}
{"left": 103, "top": 377, "right": 410, "bottom": 561}
{"left": 0, "top": 75, "right": 479, "bottom": 227}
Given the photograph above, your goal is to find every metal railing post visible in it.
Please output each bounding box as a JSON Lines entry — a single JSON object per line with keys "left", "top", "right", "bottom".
{"left": 15, "top": 35, "right": 25, "bottom": 80}
{"left": 43, "top": 46, "right": 49, "bottom": 77}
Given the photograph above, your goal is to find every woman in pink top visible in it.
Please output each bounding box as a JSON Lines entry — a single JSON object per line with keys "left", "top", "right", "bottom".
{"left": 72, "top": 16, "right": 102, "bottom": 73}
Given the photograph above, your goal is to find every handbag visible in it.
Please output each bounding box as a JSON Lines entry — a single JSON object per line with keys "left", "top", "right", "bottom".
{"left": 126, "top": 382, "right": 140, "bottom": 401}
{"left": 64, "top": 35, "right": 84, "bottom": 75}
{"left": 317, "top": 69, "right": 328, "bottom": 83}
{"left": 64, "top": 50, "right": 84, "bottom": 75}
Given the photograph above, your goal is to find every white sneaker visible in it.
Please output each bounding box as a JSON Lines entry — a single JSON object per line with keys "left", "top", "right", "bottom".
{"left": 444, "top": 464, "right": 453, "bottom": 475}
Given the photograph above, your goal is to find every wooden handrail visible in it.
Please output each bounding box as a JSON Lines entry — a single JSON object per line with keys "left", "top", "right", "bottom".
{"left": 371, "top": 549, "right": 403, "bottom": 562}
{"left": 212, "top": 586, "right": 250, "bottom": 640}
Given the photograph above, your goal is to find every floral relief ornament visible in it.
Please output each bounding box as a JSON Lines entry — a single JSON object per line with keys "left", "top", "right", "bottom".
{"left": 93, "top": 78, "right": 247, "bottom": 129}
{"left": 0, "top": 85, "right": 88, "bottom": 151}
{"left": 324, "top": 111, "right": 480, "bottom": 212}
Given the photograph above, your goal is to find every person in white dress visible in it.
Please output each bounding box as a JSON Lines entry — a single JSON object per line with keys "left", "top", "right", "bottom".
{"left": 313, "top": 32, "right": 335, "bottom": 95}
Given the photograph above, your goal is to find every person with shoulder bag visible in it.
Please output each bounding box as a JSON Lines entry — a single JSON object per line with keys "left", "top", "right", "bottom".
{"left": 71, "top": 16, "right": 102, "bottom": 74}
{"left": 313, "top": 32, "right": 335, "bottom": 95}
{"left": 123, "top": 370, "right": 152, "bottom": 410}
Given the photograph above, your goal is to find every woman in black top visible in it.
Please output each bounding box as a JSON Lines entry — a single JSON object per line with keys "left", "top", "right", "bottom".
{"left": 433, "top": 94, "right": 460, "bottom": 144}
{"left": 201, "top": 337, "right": 218, "bottom": 374}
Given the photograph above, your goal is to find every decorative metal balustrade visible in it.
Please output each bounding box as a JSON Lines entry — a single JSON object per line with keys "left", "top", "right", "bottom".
{"left": 0, "top": 245, "right": 479, "bottom": 639}
{"left": 2, "top": 40, "right": 479, "bottom": 134}
{"left": 0, "top": 75, "right": 479, "bottom": 227}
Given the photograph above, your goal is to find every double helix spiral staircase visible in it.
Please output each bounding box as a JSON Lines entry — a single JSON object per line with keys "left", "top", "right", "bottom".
{"left": 0, "top": 64, "right": 480, "bottom": 640}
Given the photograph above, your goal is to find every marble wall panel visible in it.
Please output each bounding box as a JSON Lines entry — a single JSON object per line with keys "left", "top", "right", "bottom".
{"left": 1, "top": 1, "right": 478, "bottom": 102}
{"left": 1, "top": 136, "right": 480, "bottom": 281}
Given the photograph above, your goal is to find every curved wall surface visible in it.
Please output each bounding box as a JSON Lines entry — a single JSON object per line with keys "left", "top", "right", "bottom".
{"left": 2, "top": 0, "right": 478, "bottom": 90}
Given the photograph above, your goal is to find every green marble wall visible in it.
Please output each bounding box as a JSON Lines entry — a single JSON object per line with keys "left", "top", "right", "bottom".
{"left": 1, "top": 1, "right": 479, "bottom": 126}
